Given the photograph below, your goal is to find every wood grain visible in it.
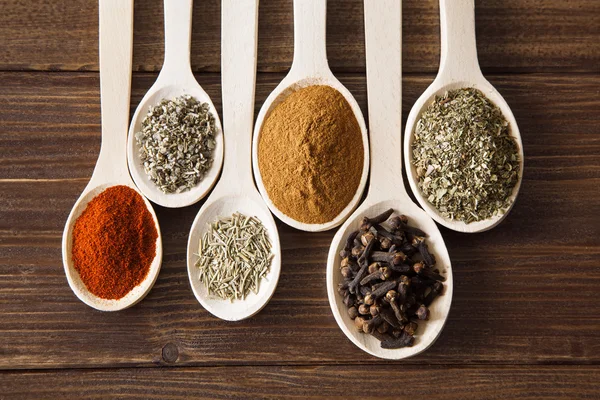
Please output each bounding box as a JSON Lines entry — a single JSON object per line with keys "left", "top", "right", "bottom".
{"left": 2, "top": 72, "right": 599, "bottom": 180}
{"left": 1, "top": 366, "right": 599, "bottom": 399}
{"left": 1, "top": 0, "right": 599, "bottom": 394}
{"left": 0, "top": 71, "right": 599, "bottom": 368}
{"left": 0, "top": 0, "right": 598, "bottom": 73}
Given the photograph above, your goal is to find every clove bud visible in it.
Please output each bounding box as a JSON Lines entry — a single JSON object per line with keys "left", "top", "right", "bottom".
{"left": 348, "top": 306, "right": 359, "bottom": 320}
{"left": 358, "top": 303, "right": 370, "bottom": 315}
{"left": 337, "top": 210, "right": 444, "bottom": 350}
{"left": 360, "top": 208, "right": 394, "bottom": 231}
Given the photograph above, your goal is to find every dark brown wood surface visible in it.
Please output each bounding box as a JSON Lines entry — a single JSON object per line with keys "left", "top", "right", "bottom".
{"left": 0, "top": 0, "right": 599, "bottom": 398}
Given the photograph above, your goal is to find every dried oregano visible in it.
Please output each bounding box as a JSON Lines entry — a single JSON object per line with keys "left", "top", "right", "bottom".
{"left": 135, "top": 95, "right": 216, "bottom": 194}
{"left": 412, "top": 88, "right": 520, "bottom": 223}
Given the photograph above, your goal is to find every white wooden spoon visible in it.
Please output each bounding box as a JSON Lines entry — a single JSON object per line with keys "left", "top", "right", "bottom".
{"left": 251, "top": 0, "right": 369, "bottom": 232}
{"left": 186, "top": 0, "right": 281, "bottom": 321}
{"left": 127, "top": 0, "right": 224, "bottom": 208}
{"left": 327, "top": 0, "right": 452, "bottom": 359}
{"left": 404, "top": 0, "right": 524, "bottom": 233}
{"left": 62, "top": 0, "right": 163, "bottom": 311}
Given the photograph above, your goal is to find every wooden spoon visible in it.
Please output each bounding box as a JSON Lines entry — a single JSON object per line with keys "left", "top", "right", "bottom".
{"left": 326, "top": 0, "right": 452, "bottom": 359}
{"left": 62, "top": 0, "right": 163, "bottom": 311}
{"left": 251, "top": 0, "right": 369, "bottom": 232}
{"left": 186, "top": 0, "right": 281, "bottom": 321}
{"left": 404, "top": 0, "right": 524, "bottom": 233}
{"left": 127, "top": 0, "right": 224, "bottom": 208}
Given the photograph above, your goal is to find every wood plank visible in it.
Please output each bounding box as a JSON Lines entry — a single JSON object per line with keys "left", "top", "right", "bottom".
{"left": 0, "top": 0, "right": 598, "bottom": 73}
{"left": 0, "top": 70, "right": 599, "bottom": 368}
{"left": 1, "top": 72, "right": 598, "bottom": 180}
{"left": 0, "top": 180, "right": 599, "bottom": 368}
{"left": 1, "top": 366, "right": 599, "bottom": 399}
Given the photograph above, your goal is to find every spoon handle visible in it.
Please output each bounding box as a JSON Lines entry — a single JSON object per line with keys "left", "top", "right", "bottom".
{"left": 160, "top": 0, "right": 193, "bottom": 80}
{"left": 290, "top": 0, "right": 329, "bottom": 77}
{"left": 220, "top": 0, "right": 259, "bottom": 187}
{"left": 364, "top": 0, "right": 405, "bottom": 200}
{"left": 438, "top": 0, "right": 482, "bottom": 82}
{"left": 96, "top": 0, "right": 133, "bottom": 182}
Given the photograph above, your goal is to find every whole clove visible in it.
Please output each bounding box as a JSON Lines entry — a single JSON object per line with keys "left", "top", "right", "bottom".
{"left": 364, "top": 280, "right": 398, "bottom": 305}
{"left": 389, "top": 216, "right": 427, "bottom": 237}
{"left": 415, "top": 304, "right": 430, "bottom": 320}
{"left": 360, "top": 232, "right": 375, "bottom": 247}
{"left": 380, "top": 308, "right": 403, "bottom": 329}
{"left": 358, "top": 303, "right": 370, "bottom": 315}
{"left": 354, "top": 316, "right": 367, "bottom": 331}
{"left": 369, "top": 303, "right": 381, "bottom": 317}
{"left": 340, "top": 230, "right": 359, "bottom": 259}
{"left": 413, "top": 262, "right": 446, "bottom": 282}
{"left": 371, "top": 251, "right": 407, "bottom": 266}
{"left": 368, "top": 262, "right": 381, "bottom": 274}
{"left": 377, "top": 321, "right": 390, "bottom": 334}
{"left": 360, "top": 208, "right": 394, "bottom": 231}
{"left": 362, "top": 314, "right": 383, "bottom": 334}
{"left": 423, "top": 281, "right": 444, "bottom": 306}
{"left": 337, "top": 209, "right": 445, "bottom": 349}
{"left": 373, "top": 224, "right": 404, "bottom": 246}
{"left": 385, "top": 290, "right": 407, "bottom": 324}
{"left": 381, "top": 331, "right": 415, "bottom": 349}
{"left": 360, "top": 266, "right": 391, "bottom": 285}
{"left": 351, "top": 245, "right": 364, "bottom": 258}
{"left": 413, "top": 237, "right": 436, "bottom": 267}
{"left": 340, "top": 266, "right": 353, "bottom": 279}
{"left": 403, "top": 321, "right": 418, "bottom": 336}
{"left": 348, "top": 306, "right": 359, "bottom": 320}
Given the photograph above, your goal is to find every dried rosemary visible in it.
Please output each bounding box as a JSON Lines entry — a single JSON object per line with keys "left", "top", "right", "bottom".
{"left": 412, "top": 88, "right": 520, "bottom": 223}
{"left": 135, "top": 95, "right": 216, "bottom": 194}
{"left": 196, "top": 213, "right": 273, "bottom": 301}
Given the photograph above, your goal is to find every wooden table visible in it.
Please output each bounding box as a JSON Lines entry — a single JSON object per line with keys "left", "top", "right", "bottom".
{"left": 1, "top": 1, "right": 599, "bottom": 398}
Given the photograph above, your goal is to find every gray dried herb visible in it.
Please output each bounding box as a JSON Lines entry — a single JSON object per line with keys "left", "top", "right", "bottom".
{"left": 135, "top": 95, "right": 216, "bottom": 194}
{"left": 196, "top": 213, "right": 273, "bottom": 302}
{"left": 412, "top": 88, "right": 520, "bottom": 223}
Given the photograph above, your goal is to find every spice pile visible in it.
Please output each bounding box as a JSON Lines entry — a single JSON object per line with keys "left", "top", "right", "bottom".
{"left": 196, "top": 213, "right": 273, "bottom": 301}
{"left": 135, "top": 95, "right": 216, "bottom": 194}
{"left": 412, "top": 88, "right": 520, "bottom": 223}
{"left": 337, "top": 209, "right": 445, "bottom": 349}
{"left": 72, "top": 185, "right": 158, "bottom": 300}
{"left": 258, "top": 85, "right": 364, "bottom": 224}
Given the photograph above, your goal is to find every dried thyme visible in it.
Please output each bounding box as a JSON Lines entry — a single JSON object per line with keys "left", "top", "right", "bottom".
{"left": 412, "top": 88, "right": 520, "bottom": 223}
{"left": 135, "top": 95, "right": 216, "bottom": 194}
{"left": 196, "top": 213, "right": 273, "bottom": 301}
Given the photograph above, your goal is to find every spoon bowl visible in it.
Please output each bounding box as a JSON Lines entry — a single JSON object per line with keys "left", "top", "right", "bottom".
{"left": 186, "top": 0, "right": 281, "bottom": 321}
{"left": 252, "top": 0, "right": 369, "bottom": 232}
{"left": 187, "top": 193, "right": 281, "bottom": 321}
{"left": 128, "top": 83, "right": 223, "bottom": 208}
{"left": 404, "top": 0, "right": 524, "bottom": 233}
{"left": 62, "top": 0, "right": 162, "bottom": 311}
{"left": 63, "top": 182, "right": 162, "bottom": 311}
{"left": 327, "top": 0, "right": 452, "bottom": 359}
{"left": 127, "top": 0, "right": 224, "bottom": 208}
{"left": 327, "top": 200, "right": 452, "bottom": 359}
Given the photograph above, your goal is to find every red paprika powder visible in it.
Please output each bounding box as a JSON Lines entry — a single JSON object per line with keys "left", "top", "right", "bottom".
{"left": 72, "top": 185, "right": 158, "bottom": 300}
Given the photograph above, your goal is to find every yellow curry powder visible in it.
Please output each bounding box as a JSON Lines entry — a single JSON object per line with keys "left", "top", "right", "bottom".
{"left": 257, "top": 85, "right": 364, "bottom": 224}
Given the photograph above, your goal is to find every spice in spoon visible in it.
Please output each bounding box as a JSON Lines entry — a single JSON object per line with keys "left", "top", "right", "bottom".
{"left": 258, "top": 85, "right": 364, "bottom": 224}
{"left": 135, "top": 95, "right": 216, "bottom": 194}
{"left": 337, "top": 209, "right": 445, "bottom": 349}
{"left": 196, "top": 213, "right": 273, "bottom": 301}
{"left": 72, "top": 185, "right": 158, "bottom": 300}
{"left": 412, "top": 88, "right": 520, "bottom": 223}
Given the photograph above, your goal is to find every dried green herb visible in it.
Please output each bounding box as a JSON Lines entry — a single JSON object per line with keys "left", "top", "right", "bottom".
{"left": 196, "top": 213, "right": 273, "bottom": 301}
{"left": 135, "top": 95, "right": 216, "bottom": 194}
{"left": 412, "top": 88, "right": 520, "bottom": 223}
